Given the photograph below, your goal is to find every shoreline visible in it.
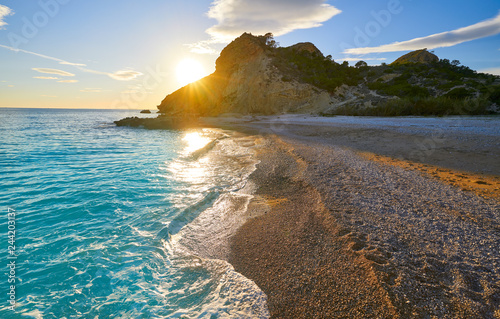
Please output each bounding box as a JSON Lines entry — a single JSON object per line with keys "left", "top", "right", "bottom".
{"left": 216, "top": 116, "right": 500, "bottom": 318}
{"left": 114, "top": 114, "right": 500, "bottom": 317}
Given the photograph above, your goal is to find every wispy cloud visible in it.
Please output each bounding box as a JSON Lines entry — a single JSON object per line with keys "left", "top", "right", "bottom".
{"left": 0, "top": 5, "right": 13, "bottom": 30}
{"left": 479, "top": 67, "right": 500, "bottom": 76}
{"left": 108, "top": 70, "right": 143, "bottom": 81}
{"left": 33, "top": 76, "right": 78, "bottom": 83}
{"left": 58, "top": 79, "right": 79, "bottom": 83}
{"left": 59, "top": 61, "right": 87, "bottom": 66}
{"left": 186, "top": 41, "right": 220, "bottom": 55}
{"left": 80, "top": 88, "right": 102, "bottom": 93}
{"left": 33, "top": 68, "right": 75, "bottom": 77}
{"left": 191, "top": 0, "right": 340, "bottom": 53}
{"left": 34, "top": 76, "right": 59, "bottom": 80}
{"left": 0, "top": 44, "right": 87, "bottom": 66}
{"left": 345, "top": 12, "right": 500, "bottom": 55}
{"left": 0, "top": 44, "right": 142, "bottom": 81}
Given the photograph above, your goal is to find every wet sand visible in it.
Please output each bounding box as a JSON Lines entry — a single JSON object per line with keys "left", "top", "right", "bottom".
{"left": 206, "top": 115, "right": 500, "bottom": 318}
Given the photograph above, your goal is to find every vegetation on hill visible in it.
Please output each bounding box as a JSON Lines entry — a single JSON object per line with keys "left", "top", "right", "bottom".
{"left": 261, "top": 34, "right": 499, "bottom": 116}
{"left": 273, "top": 47, "right": 362, "bottom": 92}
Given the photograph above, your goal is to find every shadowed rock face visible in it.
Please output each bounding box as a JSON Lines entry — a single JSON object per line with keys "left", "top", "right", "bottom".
{"left": 215, "top": 33, "right": 267, "bottom": 74}
{"left": 391, "top": 49, "right": 439, "bottom": 65}
{"left": 158, "top": 33, "right": 330, "bottom": 116}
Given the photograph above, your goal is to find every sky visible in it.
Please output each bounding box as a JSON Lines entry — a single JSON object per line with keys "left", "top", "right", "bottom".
{"left": 0, "top": 0, "right": 499, "bottom": 109}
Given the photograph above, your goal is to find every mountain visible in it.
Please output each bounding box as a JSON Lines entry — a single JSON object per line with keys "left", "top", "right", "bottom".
{"left": 154, "top": 33, "right": 499, "bottom": 117}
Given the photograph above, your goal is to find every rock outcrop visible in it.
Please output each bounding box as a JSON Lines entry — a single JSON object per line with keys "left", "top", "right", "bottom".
{"left": 287, "top": 42, "right": 323, "bottom": 56}
{"left": 158, "top": 33, "right": 330, "bottom": 116}
{"left": 149, "top": 34, "right": 498, "bottom": 119}
{"left": 391, "top": 49, "right": 439, "bottom": 65}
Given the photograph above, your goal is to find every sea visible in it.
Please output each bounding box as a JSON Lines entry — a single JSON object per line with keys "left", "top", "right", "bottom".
{"left": 0, "top": 108, "right": 269, "bottom": 319}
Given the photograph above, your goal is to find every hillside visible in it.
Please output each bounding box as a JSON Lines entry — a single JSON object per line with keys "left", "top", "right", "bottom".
{"left": 156, "top": 33, "right": 500, "bottom": 117}
{"left": 391, "top": 49, "right": 439, "bottom": 65}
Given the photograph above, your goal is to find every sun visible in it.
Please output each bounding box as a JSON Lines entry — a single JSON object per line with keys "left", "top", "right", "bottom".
{"left": 176, "top": 58, "right": 206, "bottom": 87}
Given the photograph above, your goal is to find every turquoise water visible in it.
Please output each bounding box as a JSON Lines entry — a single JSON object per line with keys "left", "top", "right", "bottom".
{"left": 0, "top": 108, "right": 268, "bottom": 318}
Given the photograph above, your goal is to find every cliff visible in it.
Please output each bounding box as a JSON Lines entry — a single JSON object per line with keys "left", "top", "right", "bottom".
{"left": 158, "top": 33, "right": 330, "bottom": 116}
{"left": 153, "top": 33, "right": 499, "bottom": 118}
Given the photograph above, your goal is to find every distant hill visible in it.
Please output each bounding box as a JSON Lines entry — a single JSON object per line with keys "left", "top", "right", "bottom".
{"left": 391, "top": 49, "right": 439, "bottom": 65}
{"left": 157, "top": 33, "right": 500, "bottom": 117}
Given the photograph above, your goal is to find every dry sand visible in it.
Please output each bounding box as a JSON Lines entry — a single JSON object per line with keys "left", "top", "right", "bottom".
{"left": 205, "top": 115, "right": 500, "bottom": 318}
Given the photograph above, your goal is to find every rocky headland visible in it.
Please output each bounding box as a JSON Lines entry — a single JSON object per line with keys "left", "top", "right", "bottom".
{"left": 115, "top": 33, "right": 499, "bottom": 129}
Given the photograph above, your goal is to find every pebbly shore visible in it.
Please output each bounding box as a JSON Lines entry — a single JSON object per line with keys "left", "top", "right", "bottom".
{"left": 222, "top": 116, "right": 500, "bottom": 318}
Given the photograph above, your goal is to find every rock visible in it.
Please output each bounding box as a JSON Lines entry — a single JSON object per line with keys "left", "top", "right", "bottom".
{"left": 157, "top": 33, "right": 331, "bottom": 116}
{"left": 114, "top": 116, "right": 200, "bottom": 130}
{"left": 140, "top": 109, "right": 151, "bottom": 114}
{"left": 391, "top": 49, "right": 439, "bottom": 65}
{"left": 287, "top": 42, "right": 323, "bottom": 56}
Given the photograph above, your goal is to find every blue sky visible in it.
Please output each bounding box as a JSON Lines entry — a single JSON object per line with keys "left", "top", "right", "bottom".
{"left": 0, "top": 0, "right": 499, "bottom": 109}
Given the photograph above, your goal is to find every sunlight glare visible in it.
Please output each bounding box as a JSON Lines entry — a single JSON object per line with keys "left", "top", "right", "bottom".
{"left": 176, "top": 59, "right": 206, "bottom": 86}
{"left": 183, "top": 131, "right": 211, "bottom": 153}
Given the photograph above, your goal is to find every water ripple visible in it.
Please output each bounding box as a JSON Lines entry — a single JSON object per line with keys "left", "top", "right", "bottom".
{"left": 0, "top": 109, "right": 268, "bottom": 319}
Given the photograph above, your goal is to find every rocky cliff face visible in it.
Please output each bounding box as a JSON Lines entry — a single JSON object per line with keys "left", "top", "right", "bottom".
{"left": 158, "top": 33, "right": 330, "bottom": 116}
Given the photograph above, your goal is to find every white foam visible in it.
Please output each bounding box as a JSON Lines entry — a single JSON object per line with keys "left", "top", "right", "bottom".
{"left": 161, "top": 128, "right": 269, "bottom": 318}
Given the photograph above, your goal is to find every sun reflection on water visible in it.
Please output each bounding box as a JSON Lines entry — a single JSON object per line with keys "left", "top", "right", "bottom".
{"left": 165, "top": 130, "right": 216, "bottom": 193}
{"left": 182, "top": 131, "right": 211, "bottom": 153}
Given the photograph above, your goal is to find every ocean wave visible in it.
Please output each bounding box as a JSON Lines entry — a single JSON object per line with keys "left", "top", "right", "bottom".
{"left": 156, "top": 190, "right": 220, "bottom": 240}
{"left": 162, "top": 128, "right": 269, "bottom": 318}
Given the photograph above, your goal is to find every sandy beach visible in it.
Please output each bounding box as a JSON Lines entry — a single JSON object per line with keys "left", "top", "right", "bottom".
{"left": 202, "top": 115, "right": 500, "bottom": 318}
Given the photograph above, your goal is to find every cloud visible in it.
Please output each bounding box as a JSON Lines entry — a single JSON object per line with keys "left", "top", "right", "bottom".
{"left": 32, "top": 68, "right": 75, "bottom": 77}
{"left": 345, "top": 12, "right": 500, "bottom": 55}
{"left": 59, "top": 61, "right": 87, "bottom": 66}
{"left": 80, "top": 88, "right": 102, "bottom": 93}
{"left": 190, "top": 0, "right": 340, "bottom": 53}
{"left": 58, "top": 80, "right": 79, "bottom": 83}
{"left": 33, "top": 76, "right": 78, "bottom": 83}
{"left": 0, "top": 44, "right": 141, "bottom": 81}
{"left": 0, "top": 5, "right": 13, "bottom": 29}
{"left": 0, "top": 44, "right": 87, "bottom": 66}
{"left": 34, "top": 76, "right": 59, "bottom": 80}
{"left": 186, "top": 41, "right": 220, "bottom": 55}
{"left": 108, "top": 70, "right": 143, "bottom": 81}
{"left": 479, "top": 67, "right": 500, "bottom": 76}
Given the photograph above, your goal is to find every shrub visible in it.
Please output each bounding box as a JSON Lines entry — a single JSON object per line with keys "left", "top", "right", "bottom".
{"left": 328, "top": 96, "right": 492, "bottom": 116}
{"left": 444, "top": 87, "right": 473, "bottom": 99}
{"left": 488, "top": 86, "right": 500, "bottom": 104}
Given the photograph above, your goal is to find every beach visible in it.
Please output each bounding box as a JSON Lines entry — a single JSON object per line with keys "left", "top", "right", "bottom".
{"left": 205, "top": 115, "right": 500, "bottom": 318}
